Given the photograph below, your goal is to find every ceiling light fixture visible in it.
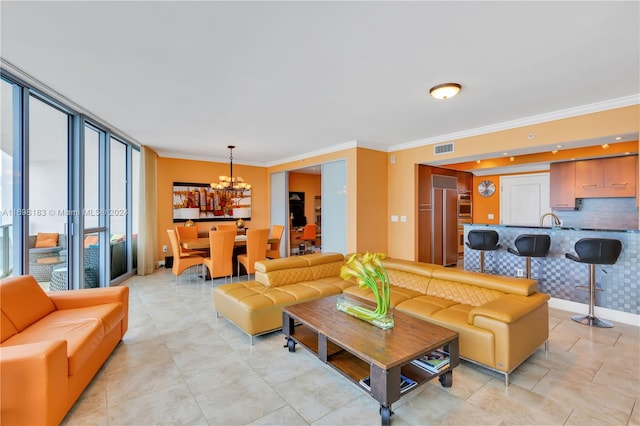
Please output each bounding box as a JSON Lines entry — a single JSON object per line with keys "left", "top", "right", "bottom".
{"left": 211, "top": 145, "right": 252, "bottom": 192}
{"left": 429, "top": 83, "right": 462, "bottom": 100}
{"left": 602, "top": 144, "right": 610, "bottom": 149}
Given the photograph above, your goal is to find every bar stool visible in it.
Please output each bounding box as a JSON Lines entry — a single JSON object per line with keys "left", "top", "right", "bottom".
{"left": 465, "top": 230, "right": 500, "bottom": 273}
{"left": 507, "top": 234, "right": 551, "bottom": 279}
{"left": 565, "top": 238, "right": 622, "bottom": 328}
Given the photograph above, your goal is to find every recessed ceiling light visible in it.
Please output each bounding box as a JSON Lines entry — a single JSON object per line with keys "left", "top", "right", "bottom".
{"left": 429, "top": 83, "right": 462, "bottom": 100}
{"left": 509, "top": 157, "right": 515, "bottom": 162}
{"left": 615, "top": 136, "right": 622, "bottom": 141}
{"left": 552, "top": 150, "right": 558, "bottom": 154}
{"left": 556, "top": 145, "right": 563, "bottom": 148}
{"left": 476, "top": 160, "right": 481, "bottom": 164}
{"left": 602, "top": 144, "right": 610, "bottom": 149}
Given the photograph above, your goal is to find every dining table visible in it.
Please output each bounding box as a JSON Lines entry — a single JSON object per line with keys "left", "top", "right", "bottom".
{"left": 180, "top": 235, "right": 279, "bottom": 250}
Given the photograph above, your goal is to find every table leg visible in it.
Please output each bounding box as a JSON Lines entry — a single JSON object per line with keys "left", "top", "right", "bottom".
{"left": 282, "top": 312, "right": 296, "bottom": 352}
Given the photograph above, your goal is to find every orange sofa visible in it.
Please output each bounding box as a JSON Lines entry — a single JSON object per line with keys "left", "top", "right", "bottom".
{"left": 0, "top": 275, "right": 129, "bottom": 425}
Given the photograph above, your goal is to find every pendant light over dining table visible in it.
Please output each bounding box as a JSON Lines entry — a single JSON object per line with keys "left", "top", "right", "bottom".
{"left": 211, "top": 145, "right": 252, "bottom": 193}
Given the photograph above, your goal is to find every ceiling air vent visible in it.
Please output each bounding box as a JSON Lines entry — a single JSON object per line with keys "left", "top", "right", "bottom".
{"left": 434, "top": 142, "right": 454, "bottom": 155}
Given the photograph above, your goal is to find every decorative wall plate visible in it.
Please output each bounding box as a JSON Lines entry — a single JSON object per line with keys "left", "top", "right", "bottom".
{"left": 477, "top": 180, "right": 496, "bottom": 197}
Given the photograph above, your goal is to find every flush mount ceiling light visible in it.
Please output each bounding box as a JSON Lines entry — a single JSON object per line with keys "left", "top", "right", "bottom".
{"left": 429, "top": 83, "right": 462, "bottom": 100}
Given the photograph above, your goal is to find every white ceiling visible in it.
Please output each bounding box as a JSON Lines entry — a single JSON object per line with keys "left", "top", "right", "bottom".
{"left": 1, "top": 1, "right": 638, "bottom": 167}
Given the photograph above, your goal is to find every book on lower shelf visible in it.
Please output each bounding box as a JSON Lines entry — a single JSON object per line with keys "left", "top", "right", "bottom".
{"left": 359, "top": 374, "right": 417, "bottom": 393}
{"left": 411, "top": 349, "right": 450, "bottom": 374}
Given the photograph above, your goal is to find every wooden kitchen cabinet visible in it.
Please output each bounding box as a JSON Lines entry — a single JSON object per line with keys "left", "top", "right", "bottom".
{"left": 603, "top": 155, "right": 636, "bottom": 197}
{"left": 550, "top": 161, "right": 576, "bottom": 209}
{"left": 575, "top": 155, "right": 637, "bottom": 198}
{"left": 457, "top": 171, "right": 473, "bottom": 194}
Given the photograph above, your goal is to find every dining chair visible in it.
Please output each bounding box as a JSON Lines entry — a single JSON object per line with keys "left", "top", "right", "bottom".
{"left": 300, "top": 223, "right": 317, "bottom": 254}
{"left": 203, "top": 230, "right": 236, "bottom": 282}
{"left": 216, "top": 223, "right": 238, "bottom": 233}
{"left": 237, "top": 228, "right": 269, "bottom": 280}
{"left": 167, "top": 229, "right": 204, "bottom": 283}
{"left": 266, "top": 224, "right": 285, "bottom": 259}
{"left": 175, "top": 226, "right": 207, "bottom": 257}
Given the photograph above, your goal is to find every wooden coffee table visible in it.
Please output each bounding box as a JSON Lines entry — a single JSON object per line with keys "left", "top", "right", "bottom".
{"left": 282, "top": 295, "right": 459, "bottom": 425}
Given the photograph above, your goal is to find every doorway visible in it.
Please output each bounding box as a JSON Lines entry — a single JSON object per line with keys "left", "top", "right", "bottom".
{"left": 500, "top": 173, "right": 550, "bottom": 226}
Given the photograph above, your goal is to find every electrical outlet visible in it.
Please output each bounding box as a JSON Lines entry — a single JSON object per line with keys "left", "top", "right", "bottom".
{"left": 162, "top": 245, "right": 168, "bottom": 253}
{"left": 516, "top": 268, "right": 524, "bottom": 277}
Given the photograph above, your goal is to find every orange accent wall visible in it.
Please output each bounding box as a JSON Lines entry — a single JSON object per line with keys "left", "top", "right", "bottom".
{"left": 289, "top": 172, "right": 321, "bottom": 225}
{"left": 356, "top": 148, "right": 388, "bottom": 253}
{"left": 157, "top": 157, "right": 268, "bottom": 260}
{"left": 472, "top": 174, "right": 501, "bottom": 224}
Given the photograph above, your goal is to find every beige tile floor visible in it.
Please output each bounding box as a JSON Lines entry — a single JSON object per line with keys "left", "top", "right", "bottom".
{"left": 63, "top": 267, "right": 640, "bottom": 426}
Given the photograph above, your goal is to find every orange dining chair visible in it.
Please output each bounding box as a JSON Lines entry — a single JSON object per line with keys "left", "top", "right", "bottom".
{"left": 167, "top": 229, "right": 204, "bottom": 283}
{"left": 203, "top": 230, "right": 236, "bottom": 282}
{"left": 216, "top": 223, "right": 238, "bottom": 232}
{"left": 300, "top": 223, "right": 317, "bottom": 254}
{"left": 237, "top": 228, "right": 269, "bottom": 280}
{"left": 266, "top": 224, "right": 285, "bottom": 259}
{"left": 175, "top": 226, "right": 207, "bottom": 257}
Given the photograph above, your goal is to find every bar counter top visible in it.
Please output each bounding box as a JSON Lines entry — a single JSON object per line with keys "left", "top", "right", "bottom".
{"left": 466, "top": 223, "right": 640, "bottom": 233}
{"left": 462, "top": 223, "right": 639, "bottom": 318}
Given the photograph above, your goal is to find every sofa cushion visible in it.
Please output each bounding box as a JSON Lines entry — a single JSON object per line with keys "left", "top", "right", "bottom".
{"left": 1, "top": 309, "right": 106, "bottom": 375}
{"left": 254, "top": 257, "right": 312, "bottom": 287}
{"left": 383, "top": 258, "right": 441, "bottom": 293}
{"left": 426, "top": 277, "right": 505, "bottom": 307}
{"left": 301, "top": 252, "right": 344, "bottom": 266}
{"left": 309, "top": 260, "right": 344, "bottom": 281}
{"left": 0, "top": 275, "right": 56, "bottom": 331}
{"left": 343, "top": 285, "right": 423, "bottom": 308}
{"left": 35, "top": 232, "right": 59, "bottom": 248}
{"left": 1, "top": 311, "right": 18, "bottom": 342}
{"left": 417, "top": 306, "right": 496, "bottom": 369}
{"left": 394, "top": 295, "right": 457, "bottom": 317}
{"left": 431, "top": 268, "right": 537, "bottom": 296}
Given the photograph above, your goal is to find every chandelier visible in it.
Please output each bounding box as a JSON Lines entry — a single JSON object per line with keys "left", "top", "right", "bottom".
{"left": 211, "top": 145, "right": 252, "bottom": 192}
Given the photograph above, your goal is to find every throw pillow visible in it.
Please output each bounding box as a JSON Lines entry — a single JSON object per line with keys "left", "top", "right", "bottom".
{"left": 84, "top": 235, "right": 99, "bottom": 248}
{"left": 34, "top": 232, "right": 59, "bottom": 248}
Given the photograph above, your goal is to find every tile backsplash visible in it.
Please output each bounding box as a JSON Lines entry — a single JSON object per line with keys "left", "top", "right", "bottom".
{"left": 555, "top": 197, "right": 638, "bottom": 229}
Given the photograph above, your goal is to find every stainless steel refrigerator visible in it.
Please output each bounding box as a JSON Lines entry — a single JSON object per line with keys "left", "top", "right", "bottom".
{"left": 431, "top": 175, "right": 459, "bottom": 266}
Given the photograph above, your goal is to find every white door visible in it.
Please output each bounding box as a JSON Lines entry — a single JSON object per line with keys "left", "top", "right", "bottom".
{"left": 270, "top": 172, "right": 288, "bottom": 257}
{"left": 500, "top": 173, "right": 550, "bottom": 226}
{"left": 321, "top": 160, "right": 347, "bottom": 254}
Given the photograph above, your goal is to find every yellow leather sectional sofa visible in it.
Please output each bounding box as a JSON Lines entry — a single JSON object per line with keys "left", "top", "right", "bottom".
{"left": 1, "top": 275, "right": 129, "bottom": 425}
{"left": 344, "top": 258, "right": 550, "bottom": 384}
{"left": 213, "top": 252, "right": 549, "bottom": 383}
{"left": 214, "top": 252, "right": 353, "bottom": 343}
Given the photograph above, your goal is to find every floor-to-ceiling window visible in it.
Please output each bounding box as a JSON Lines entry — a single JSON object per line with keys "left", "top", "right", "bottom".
{"left": 0, "top": 78, "right": 16, "bottom": 279}
{"left": 109, "top": 137, "right": 127, "bottom": 280}
{"left": 1, "top": 69, "right": 140, "bottom": 288}
{"left": 27, "top": 95, "right": 70, "bottom": 289}
{"left": 83, "top": 124, "right": 105, "bottom": 288}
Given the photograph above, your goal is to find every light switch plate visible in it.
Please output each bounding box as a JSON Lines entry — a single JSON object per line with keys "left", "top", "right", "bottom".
{"left": 391, "top": 215, "right": 398, "bottom": 222}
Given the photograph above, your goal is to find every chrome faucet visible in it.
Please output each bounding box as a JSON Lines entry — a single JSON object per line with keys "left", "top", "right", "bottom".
{"left": 540, "top": 212, "right": 561, "bottom": 227}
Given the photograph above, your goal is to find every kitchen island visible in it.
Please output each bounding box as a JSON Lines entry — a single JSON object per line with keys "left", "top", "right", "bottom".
{"left": 463, "top": 224, "right": 639, "bottom": 318}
